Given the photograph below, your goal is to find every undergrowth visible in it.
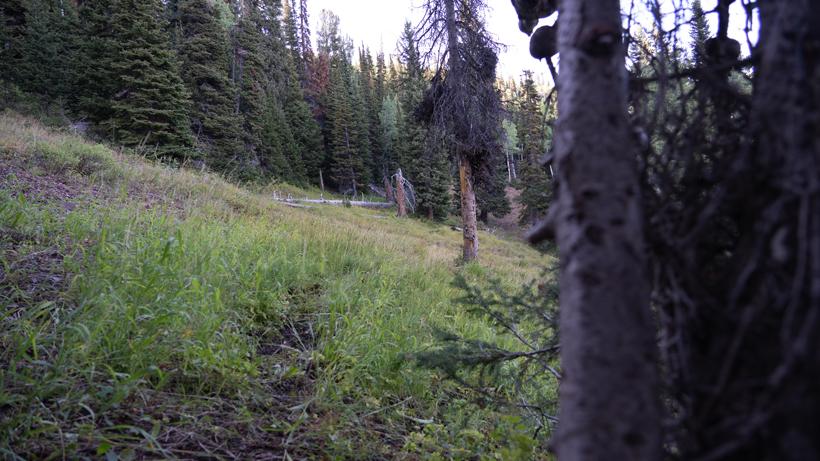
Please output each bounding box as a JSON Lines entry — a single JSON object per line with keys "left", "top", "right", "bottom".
{"left": 0, "top": 110, "right": 552, "bottom": 459}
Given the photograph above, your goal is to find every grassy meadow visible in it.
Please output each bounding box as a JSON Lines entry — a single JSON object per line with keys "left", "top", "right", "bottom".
{"left": 0, "top": 111, "right": 552, "bottom": 459}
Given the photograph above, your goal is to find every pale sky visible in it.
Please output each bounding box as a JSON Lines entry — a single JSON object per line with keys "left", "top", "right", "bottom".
{"left": 307, "top": 0, "right": 545, "bottom": 80}
{"left": 307, "top": 1, "right": 757, "bottom": 81}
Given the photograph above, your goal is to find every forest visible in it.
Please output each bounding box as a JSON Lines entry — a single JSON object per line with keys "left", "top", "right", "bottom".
{"left": 1, "top": 0, "right": 819, "bottom": 459}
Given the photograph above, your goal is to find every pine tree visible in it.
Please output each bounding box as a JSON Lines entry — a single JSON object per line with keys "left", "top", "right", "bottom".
{"left": 74, "top": 0, "right": 118, "bottom": 124}
{"left": 379, "top": 95, "right": 400, "bottom": 174}
{"left": 233, "top": 3, "right": 268, "bottom": 176}
{"left": 690, "top": 0, "right": 710, "bottom": 67}
{"left": 108, "top": 0, "right": 193, "bottom": 159}
{"left": 327, "top": 57, "right": 366, "bottom": 193}
{"left": 254, "top": 0, "right": 304, "bottom": 180}
{"left": 282, "top": 0, "right": 301, "bottom": 75}
{"left": 374, "top": 50, "right": 386, "bottom": 113}
{"left": 284, "top": 55, "right": 322, "bottom": 184}
{"left": 14, "top": 0, "right": 77, "bottom": 100}
{"left": 259, "top": 95, "right": 296, "bottom": 178}
{"left": 396, "top": 21, "right": 451, "bottom": 219}
{"left": 476, "top": 166, "right": 511, "bottom": 222}
{"left": 0, "top": 0, "right": 25, "bottom": 83}
{"left": 177, "top": 0, "right": 245, "bottom": 171}
{"left": 416, "top": 141, "right": 452, "bottom": 220}
{"left": 516, "top": 71, "right": 551, "bottom": 224}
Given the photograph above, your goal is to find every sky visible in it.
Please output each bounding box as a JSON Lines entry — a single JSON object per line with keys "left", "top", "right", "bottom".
{"left": 307, "top": 0, "right": 545, "bottom": 80}
{"left": 306, "top": 1, "right": 757, "bottom": 81}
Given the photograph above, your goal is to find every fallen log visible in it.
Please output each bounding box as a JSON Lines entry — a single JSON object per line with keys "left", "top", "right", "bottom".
{"left": 274, "top": 197, "right": 394, "bottom": 209}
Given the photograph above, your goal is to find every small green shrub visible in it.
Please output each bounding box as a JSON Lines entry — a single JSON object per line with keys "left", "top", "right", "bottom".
{"left": 33, "top": 140, "right": 123, "bottom": 180}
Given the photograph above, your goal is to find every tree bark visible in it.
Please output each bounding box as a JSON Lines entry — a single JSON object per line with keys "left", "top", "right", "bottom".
{"left": 444, "top": 0, "right": 479, "bottom": 262}
{"left": 551, "top": 0, "right": 661, "bottom": 458}
{"left": 458, "top": 153, "right": 479, "bottom": 262}
{"left": 726, "top": 1, "right": 820, "bottom": 458}
{"left": 396, "top": 169, "right": 408, "bottom": 217}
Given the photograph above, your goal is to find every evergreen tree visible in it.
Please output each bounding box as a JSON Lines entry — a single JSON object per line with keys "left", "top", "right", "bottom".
{"left": 260, "top": 95, "right": 297, "bottom": 178}
{"left": 690, "top": 0, "right": 711, "bottom": 67}
{"left": 108, "top": 0, "right": 193, "bottom": 159}
{"left": 15, "top": 0, "right": 78, "bottom": 100}
{"left": 379, "top": 94, "right": 400, "bottom": 172}
{"left": 416, "top": 141, "right": 452, "bottom": 220}
{"left": 233, "top": 3, "right": 268, "bottom": 176}
{"left": 75, "top": 0, "right": 118, "bottom": 124}
{"left": 327, "top": 56, "right": 367, "bottom": 193}
{"left": 358, "top": 47, "right": 384, "bottom": 181}
{"left": 396, "top": 21, "right": 451, "bottom": 219}
{"left": 0, "top": 0, "right": 25, "bottom": 83}
{"left": 474, "top": 135, "right": 512, "bottom": 223}
{"left": 374, "top": 50, "right": 386, "bottom": 113}
{"left": 284, "top": 54, "right": 323, "bottom": 183}
{"left": 282, "top": 0, "right": 302, "bottom": 74}
{"left": 255, "top": 0, "right": 304, "bottom": 180}
{"left": 516, "top": 71, "right": 551, "bottom": 224}
{"left": 177, "top": 0, "right": 245, "bottom": 171}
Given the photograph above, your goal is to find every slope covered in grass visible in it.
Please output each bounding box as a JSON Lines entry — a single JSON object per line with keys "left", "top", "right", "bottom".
{"left": 0, "top": 111, "right": 551, "bottom": 459}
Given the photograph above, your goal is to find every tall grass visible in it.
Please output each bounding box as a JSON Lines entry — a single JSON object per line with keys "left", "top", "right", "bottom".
{"left": 0, "top": 111, "right": 551, "bottom": 459}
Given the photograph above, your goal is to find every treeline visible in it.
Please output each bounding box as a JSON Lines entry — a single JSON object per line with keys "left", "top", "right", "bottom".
{"left": 0, "top": 0, "right": 551, "bottom": 222}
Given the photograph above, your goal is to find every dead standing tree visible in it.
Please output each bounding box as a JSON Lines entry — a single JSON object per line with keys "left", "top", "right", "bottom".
{"left": 416, "top": 0, "right": 502, "bottom": 262}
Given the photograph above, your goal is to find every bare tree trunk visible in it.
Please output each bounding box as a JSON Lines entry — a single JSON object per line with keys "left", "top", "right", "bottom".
{"left": 719, "top": 1, "right": 820, "bottom": 457}
{"left": 551, "top": 0, "right": 660, "bottom": 458}
{"left": 396, "top": 169, "right": 408, "bottom": 217}
{"left": 444, "top": 0, "right": 479, "bottom": 262}
{"left": 319, "top": 169, "right": 325, "bottom": 194}
{"left": 458, "top": 153, "right": 478, "bottom": 262}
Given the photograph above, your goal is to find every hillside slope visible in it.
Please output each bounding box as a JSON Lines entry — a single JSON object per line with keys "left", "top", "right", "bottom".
{"left": 0, "top": 111, "right": 551, "bottom": 459}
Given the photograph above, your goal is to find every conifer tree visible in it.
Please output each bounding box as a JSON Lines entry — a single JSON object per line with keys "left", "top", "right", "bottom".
{"left": 260, "top": 96, "right": 297, "bottom": 178}
{"left": 327, "top": 57, "right": 367, "bottom": 193}
{"left": 690, "top": 0, "right": 710, "bottom": 67}
{"left": 476, "top": 157, "right": 511, "bottom": 222}
{"left": 282, "top": 0, "right": 302, "bottom": 75}
{"left": 108, "top": 0, "right": 193, "bottom": 159}
{"left": 284, "top": 55, "right": 323, "bottom": 183}
{"left": 74, "top": 0, "right": 118, "bottom": 124}
{"left": 516, "top": 71, "right": 551, "bottom": 224}
{"left": 416, "top": 141, "right": 452, "bottom": 220}
{"left": 15, "top": 0, "right": 77, "bottom": 100}
{"left": 0, "top": 0, "right": 25, "bottom": 83}
{"left": 233, "top": 3, "right": 268, "bottom": 176}
{"left": 358, "top": 47, "right": 384, "bottom": 180}
{"left": 177, "top": 0, "right": 244, "bottom": 171}
{"left": 374, "top": 51, "right": 387, "bottom": 113}
{"left": 396, "top": 21, "right": 451, "bottom": 220}
{"left": 379, "top": 95, "right": 400, "bottom": 174}
{"left": 254, "top": 0, "right": 304, "bottom": 180}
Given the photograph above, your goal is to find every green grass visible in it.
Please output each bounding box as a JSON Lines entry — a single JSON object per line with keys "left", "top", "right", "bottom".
{"left": 0, "top": 110, "right": 552, "bottom": 459}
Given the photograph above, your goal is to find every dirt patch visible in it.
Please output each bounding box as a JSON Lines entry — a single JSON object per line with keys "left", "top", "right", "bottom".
{"left": 0, "top": 228, "right": 71, "bottom": 323}
{"left": 0, "top": 164, "right": 102, "bottom": 212}
{"left": 488, "top": 186, "right": 526, "bottom": 236}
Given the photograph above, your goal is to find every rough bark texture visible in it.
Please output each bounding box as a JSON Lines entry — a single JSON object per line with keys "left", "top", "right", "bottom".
{"left": 396, "top": 169, "right": 408, "bottom": 217}
{"left": 551, "top": 0, "right": 661, "bottom": 458}
{"left": 443, "top": 0, "right": 480, "bottom": 263}
{"left": 458, "top": 153, "right": 479, "bottom": 261}
{"left": 719, "top": 1, "right": 820, "bottom": 457}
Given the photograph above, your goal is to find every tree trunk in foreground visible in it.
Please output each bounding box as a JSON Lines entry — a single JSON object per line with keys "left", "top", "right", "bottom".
{"left": 730, "top": 1, "right": 820, "bottom": 457}
{"left": 551, "top": 0, "right": 661, "bottom": 458}
{"left": 458, "top": 152, "right": 479, "bottom": 262}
